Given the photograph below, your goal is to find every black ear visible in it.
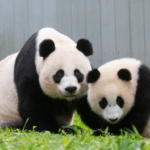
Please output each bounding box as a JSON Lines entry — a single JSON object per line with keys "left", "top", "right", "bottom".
{"left": 118, "top": 69, "right": 132, "bottom": 81}
{"left": 76, "top": 39, "right": 93, "bottom": 56}
{"left": 39, "top": 39, "right": 55, "bottom": 59}
{"left": 87, "top": 69, "right": 100, "bottom": 83}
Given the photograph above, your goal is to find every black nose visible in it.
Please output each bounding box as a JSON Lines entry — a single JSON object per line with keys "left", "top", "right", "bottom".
{"left": 109, "top": 118, "right": 118, "bottom": 122}
{"left": 65, "top": 86, "right": 77, "bottom": 93}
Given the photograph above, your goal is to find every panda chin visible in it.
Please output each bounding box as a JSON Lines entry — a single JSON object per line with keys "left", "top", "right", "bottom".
{"left": 60, "top": 91, "right": 78, "bottom": 100}
{"left": 108, "top": 121, "right": 118, "bottom": 125}
{"left": 65, "top": 95, "right": 76, "bottom": 97}
{"left": 63, "top": 94, "right": 77, "bottom": 100}
{"left": 106, "top": 118, "right": 120, "bottom": 125}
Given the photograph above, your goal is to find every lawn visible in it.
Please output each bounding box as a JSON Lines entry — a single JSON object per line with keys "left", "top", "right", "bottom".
{"left": 1, "top": 113, "right": 150, "bottom": 150}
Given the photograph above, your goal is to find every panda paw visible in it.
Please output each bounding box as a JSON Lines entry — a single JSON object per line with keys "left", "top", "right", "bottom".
{"left": 92, "top": 129, "right": 105, "bottom": 136}
{"left": 59, "top": 125, "right": 83, "bottom": 135}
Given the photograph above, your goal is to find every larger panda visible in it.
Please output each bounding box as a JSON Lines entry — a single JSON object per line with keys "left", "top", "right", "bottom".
{"left": 0, "top": 27, "right": 93, "bottom": 133}
{"left": 77, "top": 58, "right": 150, "bottom": 137}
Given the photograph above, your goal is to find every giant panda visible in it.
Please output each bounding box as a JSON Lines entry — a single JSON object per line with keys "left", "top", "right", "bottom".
{"left": 77, "top": 58, "right": 150, "bottom": 137}
{"left": 0, "top": 27, "right": 93, "bottom": 133}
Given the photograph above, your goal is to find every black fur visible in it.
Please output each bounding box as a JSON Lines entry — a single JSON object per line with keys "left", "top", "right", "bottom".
{"left": 74, "top": 69, "right": 84, "bottom": 83}
{"left": 39, "top": 39, "right": 55, "bottom": 59}
{"left": 87, "top": 69, "right": 100, "bottom": 83}
{"left": 76, "top": 96, "right": 104, "bottom": 130}
{"left": 76, "top": 39, "right": 93, "bottom": 56}
{"left": 116, "top": 96, "right": 124, "bottom": 108}
{"left": 53, "top": 69, "right": 64, "bottom": 83}
{"left": 14, "top": 31, "right": 78, "bottom": 133}
{"left": 118, "top": 69, "right": 131, "bottom": 81}
{"left": 79, "top": 64, "right": 150, "bottom": 136}
{"left": 99, "top": 98, "right": 107, "bottom": 109}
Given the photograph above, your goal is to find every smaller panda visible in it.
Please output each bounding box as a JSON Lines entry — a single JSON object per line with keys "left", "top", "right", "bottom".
{"left": 78, "top": 58, "right": 150, "bottom": 137}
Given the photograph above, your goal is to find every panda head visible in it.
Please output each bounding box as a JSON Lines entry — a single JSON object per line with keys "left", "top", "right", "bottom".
{"left": 87, "top": 58, "right": 141, "bottom": 124}
{"left": 35, "top": 28, "right": 93, "bottom": 101}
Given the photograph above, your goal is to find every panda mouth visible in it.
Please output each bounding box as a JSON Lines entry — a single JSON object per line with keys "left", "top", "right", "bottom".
{"left": 109, "top": 121, "right": 118, "bottom": 124}
{"left": 64, "top": 95, "right": 77, "bottom": 97}
{"left": 60, "top": 91, "right": 78, "bottom": 98}
{"left": 107, "top": 119, "right": 119, "bottom": 124}
{"left": 61, "top": 93, "right": 77, "bottom": 98}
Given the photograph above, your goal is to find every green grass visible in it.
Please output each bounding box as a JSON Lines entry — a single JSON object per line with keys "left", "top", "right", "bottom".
{"left": 0, "top": 113, "right": 150, "bottom": 150}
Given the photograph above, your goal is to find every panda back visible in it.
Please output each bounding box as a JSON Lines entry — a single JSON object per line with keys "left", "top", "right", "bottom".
{"left": 0, "top": 53, "right": 22, "bottom": 128}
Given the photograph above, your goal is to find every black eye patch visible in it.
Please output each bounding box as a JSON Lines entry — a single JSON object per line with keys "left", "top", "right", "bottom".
{"left": 53, "top": 69, "right": 64, "bottom": 83}
{"left": 99, "top": 98, "right": 107, "bottom": 109}
{"left": 74, "top": 69, "right": 84, "bottom": 83}
{"left": 116, "top": 96, "right": 124, "bottom": 108}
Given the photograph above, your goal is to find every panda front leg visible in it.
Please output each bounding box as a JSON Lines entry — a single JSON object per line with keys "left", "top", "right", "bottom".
{"left": 22, "top": 114, "right": 59, "bottom": 133}
{"left": 18, "top": 99, "right": 59, "bottom": 133}
{"left": 76, "top": 96, "right": 104, "bottom": 130}
{"left": 92, "top": 124, "right": 121, "bottom": 136}
{"left": 92, "top": 129, "right": 106, "bottom": 136}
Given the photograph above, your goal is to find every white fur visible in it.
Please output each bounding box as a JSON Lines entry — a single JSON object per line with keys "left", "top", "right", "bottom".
{"left": 39, "top": 48, "right": 91, "bottom": 101}
{"left": 35, "top": 28, "right": 91, "bottom": 101}
{"left": 88, "top": 58, "right": 141, "bottom": 123}
{"left": 59, "top": 75, "right": 80, "bottom": 96}
{"left": 0, "top": 53, "right": 22, "bottom": 127}
{"left": 35, "top": 28, "right": 76, "bottom": 75}
{"left": 103, "top": 105, "right": 123, "bottom": 124}
{"left": 99, "top": 84, "right": 123, "bottom": 123}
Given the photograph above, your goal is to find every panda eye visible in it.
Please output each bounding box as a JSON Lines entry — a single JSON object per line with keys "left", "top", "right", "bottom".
{"left": 74, "top": 69, "right": 84, "bottom": 83}
{"left": 56, "top": 70, "right": 64, "bottom": 78}
{"left": 99, "top": 98, "right": 107, "bottom": 109}
{"left": 53, "top": 69, "right": 64, "bottom": 83}
{"left": 74, "top": 69, "right": 81, "bottom": 77}
{"left": 116, "top": 96, "right": 124, "bottom": 108}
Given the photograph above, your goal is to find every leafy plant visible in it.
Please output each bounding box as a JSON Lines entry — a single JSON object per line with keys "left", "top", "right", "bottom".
{"left": 0, "top": 113, "right": 150, "bottom": 150}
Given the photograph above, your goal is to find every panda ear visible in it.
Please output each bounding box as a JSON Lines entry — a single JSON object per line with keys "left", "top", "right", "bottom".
{"left": 118, "top": 69, "right": 132, "bottom": 81}
{"left": 76, "top": 39, "right": 93, "bottom": 56}
{"left": 39, "top": 39, "right": 55, "bottom": 59}
{"left": 87, "top": 69, "right": 100, "bottom": 83}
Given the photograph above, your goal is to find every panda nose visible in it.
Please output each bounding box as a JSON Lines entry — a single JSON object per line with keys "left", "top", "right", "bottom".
{"left": 109, "top": 118, "right": 118, "bottom": 122}
{"left": 65, "top": 86, "right": 77, "bottom": 93}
